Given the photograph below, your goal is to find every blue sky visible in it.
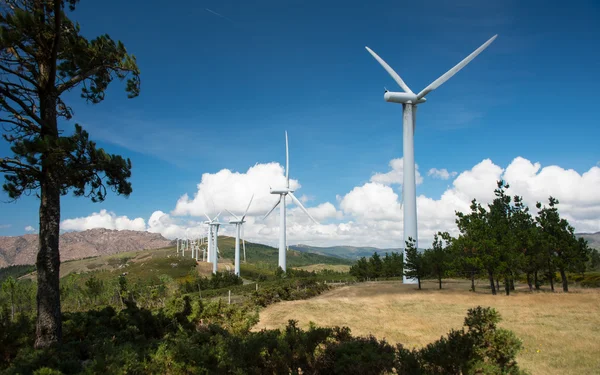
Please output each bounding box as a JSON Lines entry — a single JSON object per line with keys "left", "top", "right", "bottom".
{"left": 1, "top": 0, "right": 600, "bottom": 246}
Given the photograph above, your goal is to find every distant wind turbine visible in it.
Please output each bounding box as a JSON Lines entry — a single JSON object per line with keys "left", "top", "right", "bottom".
{"left": 204, "top": 211, "right": 223, "bottom": 274}
{"left": 264, "top": 131, "right": 319, "bottom": 272}
{"left": 365, "top": 35, "right": 497, "bottom": 284}
{"left": 226, "top": 194, "right": 254, "bottom": 276}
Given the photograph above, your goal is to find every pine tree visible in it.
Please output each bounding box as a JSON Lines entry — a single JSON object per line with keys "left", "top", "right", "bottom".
{"left": 0, "top": 0, "right": 140, "bottom": 347}
{"left": 424, "top": 233, "right": 450, "bottom": 290}
{"left": 404, "top": 237, "right": 427, "bottom": 290}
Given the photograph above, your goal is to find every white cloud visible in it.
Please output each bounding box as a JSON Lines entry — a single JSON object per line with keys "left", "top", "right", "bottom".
{"left": 25, "top": 225, "right": 35, "bottom": 232}
{"left": 0, "top": 224, "right": 11, "bottom": 229}
{"left": 340, "top": 182, "right": 402, "bottom": 221}
{"left": 428, "top": 168, "right": 458, "bottom": 180}
{"left": 58, "top": 157, "right": 600, "bottom": 249}
{"left": 173, "top": 163, "right": 301, "bottom": 217}
{"left": 61, "top": 209, "right": 146, "bottom": 232}
{"left": 370, "top": 158, "right": 423, "bottom": 185}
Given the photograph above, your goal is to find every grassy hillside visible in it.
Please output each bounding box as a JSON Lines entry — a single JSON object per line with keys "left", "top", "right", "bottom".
{"left": 216, "top": 236, "right": 353, "bottom": 268}
{"left": 15, "top": 236, "right": 353, "bottom": 282}
{"left": 290, "top": 244, "right": 403, "bottom": 260}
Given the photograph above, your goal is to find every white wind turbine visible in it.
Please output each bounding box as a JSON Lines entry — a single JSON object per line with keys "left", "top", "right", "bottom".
{"left": 365, "top": 35, "right": 497, "bottom": 284}
{"left": 263, "top": 131, "right": 319, "bottom": 272}
{"left": 204, "top": 212, "right": 223, "bottom": 274}
{"left": 226, "top": 194, "right": 254, "bottom": 276}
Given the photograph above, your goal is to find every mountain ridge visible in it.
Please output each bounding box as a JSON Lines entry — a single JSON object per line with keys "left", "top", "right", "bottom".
{"left": 0, "top": 228, "right": 174, "bottom": 267}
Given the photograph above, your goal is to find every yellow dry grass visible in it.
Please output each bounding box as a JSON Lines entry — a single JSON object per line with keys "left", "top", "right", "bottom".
{"left": 256, "top": 280, "right": 600, "bottom": 375}
{"left": 293, "top": 264, "right": 351, "bottom": 273}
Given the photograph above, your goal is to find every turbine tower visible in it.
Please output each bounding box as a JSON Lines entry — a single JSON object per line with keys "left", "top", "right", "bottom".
{"left": 365, "top": 35, "right": 497, "bottom": 283}
{"left": 226, "top": 194, "right": 254, "bottom": 276}
{"left": 264, "top": 131, "right": 319, "bottom": 272}
{"left": 204, "top": 212, "right": 223, "bottom": 274}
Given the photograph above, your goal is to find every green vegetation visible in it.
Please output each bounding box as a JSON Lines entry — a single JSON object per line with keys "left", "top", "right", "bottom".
{"left": 217, "top": 236, "right": 353, "bottom": 268}
{"left": 0, "top": 265, "right": 36, "bottom": 283}
{"left": 0, "top": 290, "right": 525, "bottom": 375}
{"left": 349, "top": 251, "right": 404, "bottom": 281}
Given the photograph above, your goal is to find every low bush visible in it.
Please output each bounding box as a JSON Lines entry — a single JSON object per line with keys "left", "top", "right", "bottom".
{"left": 0, "top": 304, "right": 525, "bottom": 375}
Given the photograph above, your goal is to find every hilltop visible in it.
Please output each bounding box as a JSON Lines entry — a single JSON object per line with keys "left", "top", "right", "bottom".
{"left": 0, "top": 228, "right": 173, "bottom": 267}
{"left": 289, "top": 244, "right": 403, "bottom": 260}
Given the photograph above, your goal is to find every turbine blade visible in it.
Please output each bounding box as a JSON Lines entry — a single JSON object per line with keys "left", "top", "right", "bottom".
{"left": 242, "top": 194, "right": 254, "bottom": 220}
{"left": 225, "top": 209, "right": 239, "bottom": 221}
{"left": 365, "top": 46, "right": 413, "bottom": 94}
{"left": 289, "top": 192, "right": 319, "bottom": 225}
{"left": 416, "top": 35, "right": 497, "bottom": 100}
{"left": 204, "top": 212, "right": 212, "bottom": 222}
{"left": 263, "top": 196, "right": 281, "bottom": 220}
{"left": 213, "top": 211, "right": 222, "bottom": 221}
{"left": 285, "top": 131, "right": 289, "bottom": 188}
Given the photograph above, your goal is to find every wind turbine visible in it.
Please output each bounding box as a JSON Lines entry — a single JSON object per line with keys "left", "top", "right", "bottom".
{"left": 204, "top": 212, "right": 223, "bottom": 274}
{"left": 226, "top": 194, "right": 254, "bottom": 276}
{"left": 365, "top": 35, "right": 497, "bottom": 284}
{"left": 263, "top": 131, "right": 319, "bottom": 272}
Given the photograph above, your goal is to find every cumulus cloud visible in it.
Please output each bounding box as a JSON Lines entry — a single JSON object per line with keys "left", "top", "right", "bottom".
{"left": 0, "top": 224, "right": 11, "bottom": 229}
{"left": 25, "top": 225, "right": 35, "bottom": 232}
{"left": 370, "top": 158, "right": 423, "bottom": 186}
{"left": 59, "top": 157, "right": 600, "bottom": 249}
{"left": 173, "top": 163, "right": 301, "bottom": 217}
{"left": 428, "top": 168, "right": 458, "bottom": 180}
{"left": 61, "top": 209, "right": 146, "bottom": 232}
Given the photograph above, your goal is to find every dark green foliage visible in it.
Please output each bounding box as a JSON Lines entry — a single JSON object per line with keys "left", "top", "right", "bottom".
{"left": 423, "top": 233, "right": 451, "bottom": 289}
{"left": 404, "top": 238, "right": 427, "bottom": 289}
{"left": 0, "top": 265, "right": 36, "bottom": 283}
{"left": 349, "top": 251, "right": 403, "bottom": 281}
{"left": 396, "top": 307, "right": 525, "bottom": 375}
{"left": 251, "top": 278, "right": 329, "bottom": 307}
{"left": 0, "top": 302, "right": 524, "bottom": 375}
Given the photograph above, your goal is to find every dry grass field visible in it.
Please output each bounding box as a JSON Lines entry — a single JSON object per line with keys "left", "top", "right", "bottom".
{"left": 256, "top": 280, "right": 600, "bottom": 375}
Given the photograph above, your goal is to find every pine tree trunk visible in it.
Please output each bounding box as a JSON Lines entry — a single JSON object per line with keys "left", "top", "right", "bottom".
{"left": 488, "top": 270, "right": 496, "bottom": 295}
{"left": 560, "top": 268, "right": 569, "bottom": 292}
{"left": 417, "top": 277, "right": 421, "bottom": 290}
{"left": 527, "top": 273, "right": 533, "bottom": 291}
{"left": 35, "top": 167, "right": 62, "bottom": 348}
{"left": 504, "top": 277, "right": 510, "bottom": 296}
{"left": 534, "top": 270, "right": 540, "bottom": 290}
{"left": 496, "top": 278, "right": 500, "bottom": 292}
{"left": 471, "top": 273, "right": 476, "bottom": 292}
{"left": 438, "top": 275, "right": 442, "bottom": 290}
{"left": 510, "top": 277, "right": 515, "bottom": 291}
{"left": 549, "top": 271, "right": 555, "bottom": 292}
{"left": 35, "top": 87, "right": 62, "bottom": 349}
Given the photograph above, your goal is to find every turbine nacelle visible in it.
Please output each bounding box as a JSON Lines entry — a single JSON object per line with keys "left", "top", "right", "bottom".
{"left": 270, "top": 188, "right": 293, "bottom": 195}
{"left": 384, "top": 92, "right": 427, "bottom": 104}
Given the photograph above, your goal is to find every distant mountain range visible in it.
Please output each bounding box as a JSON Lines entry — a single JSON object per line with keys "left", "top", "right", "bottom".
{"left": 2, "top": 229, "right": 597, "bottom": 269}
{"left": 0, "top": 228, "right": 174, "bottom": 267}
{"left": 577, "top": 232, "right": 600, "bottom": 250}
{"left": 289, "top": 244, "right": 404, "bottom": 260}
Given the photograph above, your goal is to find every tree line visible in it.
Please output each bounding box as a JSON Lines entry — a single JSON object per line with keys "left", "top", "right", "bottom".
{"left": 352, "top": 181, "right": 597, "bottom": 295}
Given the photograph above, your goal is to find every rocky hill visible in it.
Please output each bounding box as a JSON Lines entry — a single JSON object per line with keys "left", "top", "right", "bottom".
{"left": 0, "top": 228, "right": 174, "bottom": 267}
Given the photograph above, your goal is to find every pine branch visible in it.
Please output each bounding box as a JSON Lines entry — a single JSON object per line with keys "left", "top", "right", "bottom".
{"left": 0, "top": 63, "right": 40, "bottom": 90}
{"left": 0, "top": 85, "right": 44, "bottom": 125}
{"left": 0, "top": 156, "right": 41, "bottom": 174}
